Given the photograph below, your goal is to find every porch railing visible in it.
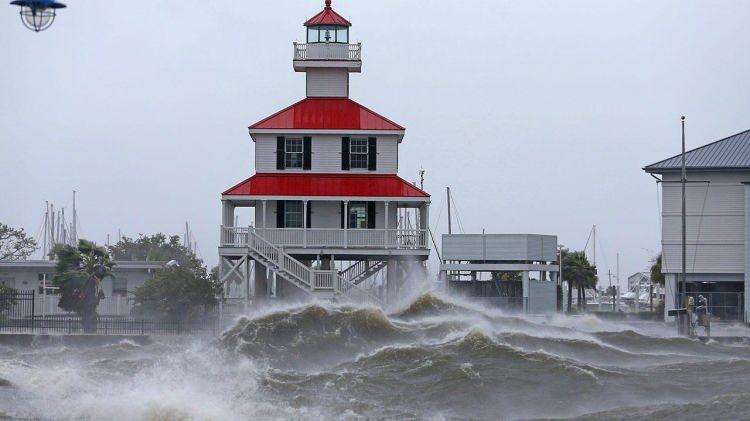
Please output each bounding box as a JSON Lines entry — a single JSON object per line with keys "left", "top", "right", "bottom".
{"left": 293, "top": 42, "right": 362, "bottom": 61}
{"left": 220, "top": 226, "right": 428, "bottom": 250}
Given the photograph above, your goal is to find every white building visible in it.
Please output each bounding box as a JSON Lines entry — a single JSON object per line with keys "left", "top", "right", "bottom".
{"left": 644, "top": 128, "right": 750, "bottom": 322}
{"left": 440, "top": 234, "right": 560, "bottom": 314}
{"left": 0, "top": 259, "right": 166, "bottom": 316}
{"left": 218, "top": 1, "right": 430, "bottom": 305}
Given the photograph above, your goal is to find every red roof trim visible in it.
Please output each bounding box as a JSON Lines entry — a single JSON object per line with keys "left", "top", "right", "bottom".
{"left": 248, "top": 97, "right": 405, "bottom": 131}
{"left": 222, "top": 173, "right": 430, "bottom": 198}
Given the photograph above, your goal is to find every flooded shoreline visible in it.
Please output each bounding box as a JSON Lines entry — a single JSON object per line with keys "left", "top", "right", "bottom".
{"left": 1, "top": 293, "right": 749, "bottom": 420}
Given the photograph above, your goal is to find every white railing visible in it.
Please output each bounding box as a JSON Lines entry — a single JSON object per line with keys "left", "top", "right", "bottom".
{"left": 339, "top": 259, "right": 385, "bottom": 285}
{"left": 220, "top": 226, "right": 428, "bottom": 250}
{"left": 312, "top": 270, "right": 336, "bottom": 290}
{"left": 246, "top": 229, "right": 311, "bottom": 289}
{"left": 234, "top": 228, "right": 382, "bottom": 306}
{"left": 293, "top": 42, "right": 362, "bottom": 61}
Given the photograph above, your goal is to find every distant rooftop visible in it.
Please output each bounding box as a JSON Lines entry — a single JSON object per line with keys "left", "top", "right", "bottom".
{"left": 644, "top": 128, "right": 750, "bottom": 172}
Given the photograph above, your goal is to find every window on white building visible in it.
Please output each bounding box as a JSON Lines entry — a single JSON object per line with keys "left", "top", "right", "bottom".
{"left": 112, "top": 277, "right": 128, "bottom": 297}
{"left": 350, "top": 138, "right": 368, "bottom": 169}
{"left": 285, "top": 138, "right": 304, "bottom": 168}
{"left": 284, "top": 201, "right": 304, "bottom": 228}
{"left": 348, "top": 202, "right": 368, "bottom": 228}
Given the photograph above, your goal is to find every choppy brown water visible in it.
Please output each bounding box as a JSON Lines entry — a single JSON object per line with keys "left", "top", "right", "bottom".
{"left": 1, "top": 293, "right": 750, "bottom": 420}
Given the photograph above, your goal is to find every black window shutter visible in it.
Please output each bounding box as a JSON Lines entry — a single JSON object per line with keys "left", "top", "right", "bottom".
{"left": 303, "top": 136, "right": 312, "bottom": 170}
{"left": 276, "top": 200, "right": 285, "bottom": 228}
{"left": 341, "top": 137, "right": 350, "bottom": 170}
{"left": 367, "top": 202, "right": 376, "bottom": 229}
{"left": 340, "top": 202, "right": 345, "bottom": 229}
{"left": 276, "top": 136, "right": 285, "bottom": 170}
{"left": 368, "top": 137, "right": 377, "bottom": 171}
{"left": 306, "top": 201, "right": 312, "bottom": 228}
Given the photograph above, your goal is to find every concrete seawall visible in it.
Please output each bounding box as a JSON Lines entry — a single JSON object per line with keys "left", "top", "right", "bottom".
{"left": 0, "top": 333, "right": 152, "bottom": 347}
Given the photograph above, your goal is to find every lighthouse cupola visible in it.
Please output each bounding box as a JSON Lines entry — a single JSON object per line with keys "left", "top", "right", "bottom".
{"left": 305, "top": 0, "right": 350, "bottom": 44}
{"left": 294, "top": 0, "right": 361, "bottom": 97}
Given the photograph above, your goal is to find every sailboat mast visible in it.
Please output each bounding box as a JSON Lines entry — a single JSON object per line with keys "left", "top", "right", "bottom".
{"left": 446, "top": 187, "right": 452, "bottom": 235}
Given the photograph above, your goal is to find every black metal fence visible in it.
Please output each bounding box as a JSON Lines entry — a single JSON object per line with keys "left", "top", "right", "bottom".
{"left": 1, "top": 290, "right": 220, "bottom": 335}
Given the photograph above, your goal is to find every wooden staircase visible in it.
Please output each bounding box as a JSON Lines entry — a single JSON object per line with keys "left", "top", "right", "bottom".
{"left": 245, "top": 228, "right": 383, "bottom": 306}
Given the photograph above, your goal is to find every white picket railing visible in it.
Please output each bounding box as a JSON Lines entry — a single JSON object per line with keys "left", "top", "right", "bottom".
{"left": 293, "top": 42, "right": 361, "bottom": 61}
{"left": 312, "top": 270, "right": 336, "bottom": 290}
{"left": 220, "top": 226, "right": 428, "bottom": 250}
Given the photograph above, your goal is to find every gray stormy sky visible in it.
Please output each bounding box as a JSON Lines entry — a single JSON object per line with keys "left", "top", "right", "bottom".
{"left": 1, "top": 0, "right": 749, "bottom": 288}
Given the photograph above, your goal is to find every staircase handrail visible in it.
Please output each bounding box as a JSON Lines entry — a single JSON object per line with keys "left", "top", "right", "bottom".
{"left": 247, "top": 228, "right": 311, "bottom": 288}
{"left": 248, "top": 227, "right": 384, "bottom": 306}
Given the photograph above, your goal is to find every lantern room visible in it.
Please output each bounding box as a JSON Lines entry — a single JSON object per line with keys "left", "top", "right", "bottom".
{"left": 306, "top": 24, "right": 348, "bottom": 44}
{"left": 294, "top": 0, "right": 361, "bottom": 73}
{"left": 304, "top": 0, "right": 351, "bottom": 44}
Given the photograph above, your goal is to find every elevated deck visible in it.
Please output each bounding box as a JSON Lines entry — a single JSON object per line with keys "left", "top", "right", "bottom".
{"left": 220, "top": 226, "right": 429, "bottom": 258}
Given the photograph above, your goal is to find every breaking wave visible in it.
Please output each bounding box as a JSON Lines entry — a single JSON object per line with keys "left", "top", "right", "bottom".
{"left": 2, "top": 291, "right": 750, "bottom": 419}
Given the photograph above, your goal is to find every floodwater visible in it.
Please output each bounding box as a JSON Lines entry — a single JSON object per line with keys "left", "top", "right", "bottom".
{"left": 1, "top": 292, "right": 750, "bottom": 420}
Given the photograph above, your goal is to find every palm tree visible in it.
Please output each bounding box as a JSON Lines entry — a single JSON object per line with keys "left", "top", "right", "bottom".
{"left": 51, "top": 240, "right": 114, "bottom": 333}
{"left": 650, "top": 253, "right": 664, "bottom": 286}
{"left": 563, "top": 251, "right": 597, "bottom": 312}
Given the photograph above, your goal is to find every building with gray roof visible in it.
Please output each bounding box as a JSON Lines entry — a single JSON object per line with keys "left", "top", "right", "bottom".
{"left": 644, "top": 128, "right": 750, "bottom": 322}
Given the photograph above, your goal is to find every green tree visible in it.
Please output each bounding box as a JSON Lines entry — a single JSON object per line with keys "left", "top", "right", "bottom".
{"left": 0, "top": 284, "right": 19, "bottom": 318}
{"left": 132, "top": 266, "right": 222, "bottom": 324}
{"left": 0, "top": 223, "right": 37, "bottom": 260}
{"left": 490, "top": 271, "right": 522, "bottom": 282}
{"left": 650, "top": 253, "right": 664, "bottom": 286}
{"left": 51, "top": 240, "right": 114, "bottom": 332}
{"left": 562, "top": 250, "right": 598, "bottom": 312}
{"left": 108, "top": 233, "right": 202, "bottom": 270}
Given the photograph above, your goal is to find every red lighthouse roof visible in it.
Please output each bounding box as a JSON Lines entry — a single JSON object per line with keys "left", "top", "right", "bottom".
{"left": 304, "top": 0, "right": 351, "bottom": 27}
{"left": 223, "top": 173, "right": 429, "bottom": 198}
{"left": 249, "top": 97, "right": 404, "bottom": 131}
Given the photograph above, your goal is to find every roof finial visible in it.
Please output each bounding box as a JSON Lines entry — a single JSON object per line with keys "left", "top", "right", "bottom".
{"left": 325, "top": 0, "right": 332, "bottom": 9}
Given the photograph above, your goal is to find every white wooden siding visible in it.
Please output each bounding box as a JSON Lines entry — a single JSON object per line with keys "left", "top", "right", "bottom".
{"left": 660, "top": 172, "right": 746, "bottom": 274}
{"left": 255, "top": 134, "right": 399, "bottom": 174}
{"left": 253, "top": 200, "right": 398, "bottom": 229}
{"left": 662, "top": 215, "right": 744, "bottom": 243}
{"left": 662, "top": 244, "right": 744, "bottom": 273}
{"left": 306, "top": 68, "right": 348, "bottom": 97}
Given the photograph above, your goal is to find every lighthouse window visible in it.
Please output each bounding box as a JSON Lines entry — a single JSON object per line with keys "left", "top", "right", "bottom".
{"left": 284, "top": 201, "right": 304, "bottom": 228}
{"left": 350, "top": 138, "right": 368, "bottom": 169}
{"left": 307, "top": 25, "right": 348, "bottom": 43}
{"left": 336, "top": 27, "right": 348, "bottom": 43}
{"left": 285, "top": 138, "right": 304, "bottom": 168}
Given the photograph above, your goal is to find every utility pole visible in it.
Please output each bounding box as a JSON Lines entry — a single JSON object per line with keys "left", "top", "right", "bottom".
{"left": 592, "top": 225, "right": 596, "bottom": 269}
{"left": 609, "top": 270, "right": 614, "bottom": 311}
{"left": 616, "top": 252, "right": 620, "bottom": 311}
{"left": 42, "top": 202, "right": 49, "bottom": 259}
{"left": 72, "top": 190, "right": 77, "bottom": 244}
{"left": 681, "top": 116, "right": 687, "bottom": 308}
{"left": 446, "top": 187, "right": 452, "bottom": 235}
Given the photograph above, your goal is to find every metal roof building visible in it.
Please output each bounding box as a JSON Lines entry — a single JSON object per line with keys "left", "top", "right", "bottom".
{"left": 644, "top": 129, "right": 750, "bottom": 172}
{"left": 644, "top": 127, "right": 750, "bottom": 323}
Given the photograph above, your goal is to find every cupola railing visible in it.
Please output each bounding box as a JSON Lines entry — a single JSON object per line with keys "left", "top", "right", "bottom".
{"left": 294, "top": 42, "right": 362, "bottom": 61}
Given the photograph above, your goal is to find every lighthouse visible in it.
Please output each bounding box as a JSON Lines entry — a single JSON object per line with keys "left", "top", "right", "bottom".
{"left": 219, "top": 1, "right": 430, "bottom": 305}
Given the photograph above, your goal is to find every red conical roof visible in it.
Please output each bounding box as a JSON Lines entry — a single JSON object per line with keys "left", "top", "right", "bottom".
{"left": 304, "top": 0, "right": 351, "bottom": 27}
